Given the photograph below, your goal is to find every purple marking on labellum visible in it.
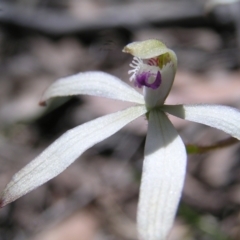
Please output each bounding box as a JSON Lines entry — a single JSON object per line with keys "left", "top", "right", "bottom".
{"left": 135, "top": 71, "right": 161, "bottom": 89}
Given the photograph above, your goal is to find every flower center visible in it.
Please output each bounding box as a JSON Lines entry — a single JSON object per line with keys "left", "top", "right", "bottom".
{"left": 128, "top": 53, "right": 171, "bottom": 90}
{"left": 135, "top": 71, "right": 161, "bottom": 89}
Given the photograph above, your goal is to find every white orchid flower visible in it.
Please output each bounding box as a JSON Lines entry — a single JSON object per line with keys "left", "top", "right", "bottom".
{"left": 1, "top": 39, "right": 240, "bottom": 240}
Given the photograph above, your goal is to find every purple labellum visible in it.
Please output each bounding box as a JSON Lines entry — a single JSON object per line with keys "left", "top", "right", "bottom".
{"left": 135, "top": 71, "right": 161, "bottom": 89}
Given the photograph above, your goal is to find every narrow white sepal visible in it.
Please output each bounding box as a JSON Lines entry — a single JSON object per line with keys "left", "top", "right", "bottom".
{"left": 0, "top": 105, "right": 147, "bottom": 207}
{"left": 138, "top": 110, "right": 187, "bottom": 240}
{"left": 40, "top": 71, "right": 144, "bottom": 105}
{"left": 163, "top": 104, "right": 240, "bottom": 140}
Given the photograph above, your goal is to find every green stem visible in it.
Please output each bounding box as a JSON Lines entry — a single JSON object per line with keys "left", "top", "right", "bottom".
{"left": 186, "top": 137, "right": 239, "bottom": 154}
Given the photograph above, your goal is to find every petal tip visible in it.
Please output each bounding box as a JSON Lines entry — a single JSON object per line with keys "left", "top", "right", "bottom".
{"left": 123, "top": 39, "right": 169, "bottom": 59}
{"left": 39, "top": 100, "right": 47, "bottom": 107}
{"left": 0, "top": 198, "right": 6, "bottom": 208}
{"left": 122, "top": 46, "right": 131, "bottom": 54}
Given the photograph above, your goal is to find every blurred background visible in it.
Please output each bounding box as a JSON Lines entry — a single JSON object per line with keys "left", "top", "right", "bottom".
{"left": 1, "top": 0, "right": 240, "bottom": 239}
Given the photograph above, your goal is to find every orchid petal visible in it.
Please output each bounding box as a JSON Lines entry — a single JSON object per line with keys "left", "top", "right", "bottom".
{"left": 40, "top": 71, "right": 144, "bottom": 105}
{"left": 138, "top": 110, "right": 187, "bottom": 240}
{"left": 163, "top": 104, "right": 240, "bottom": 140}
{"left": 0, "top": 105, "right": 147, "bottom": 207}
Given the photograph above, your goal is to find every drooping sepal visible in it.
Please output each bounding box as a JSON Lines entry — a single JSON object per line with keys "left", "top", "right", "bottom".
{"left": 138, "top": 110, "right": 187, "bottom": 240}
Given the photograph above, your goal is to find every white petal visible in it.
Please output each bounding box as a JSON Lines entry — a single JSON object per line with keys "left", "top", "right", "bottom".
{"left": 40, "top": 71, "right": 144, "bottom": 105}
{"left": 0, "top": 105, "right": 147, "bottom": 207}
{"left": 138, "top": 110, "right": 187, "bottom": 240}
{"left": 163, "top": 104, "right": 240, "bottom": 140}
